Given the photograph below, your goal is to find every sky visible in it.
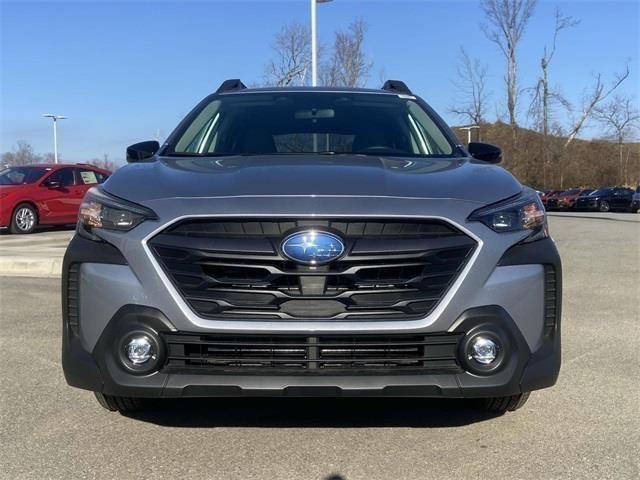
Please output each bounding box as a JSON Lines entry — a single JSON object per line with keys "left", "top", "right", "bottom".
{"left": 1, "top": 0, "right": 638, "bottom": 163}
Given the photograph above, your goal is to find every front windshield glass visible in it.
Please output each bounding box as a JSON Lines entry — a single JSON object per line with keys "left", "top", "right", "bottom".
{"left": 590, "top": 189, "right": 610, "bottom": 196}
{"left": 168, "top": 92, "right": 456, "bottom": 158}
{"left": 0, "top": 166, "right": 50, "bottom": 185}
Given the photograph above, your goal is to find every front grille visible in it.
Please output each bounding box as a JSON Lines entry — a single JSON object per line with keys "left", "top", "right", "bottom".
{"left": 149, "top": 218, "right": 476, "bottom": 321}
{"left": 161, "top": 332, "right": 464, "bottom": 374}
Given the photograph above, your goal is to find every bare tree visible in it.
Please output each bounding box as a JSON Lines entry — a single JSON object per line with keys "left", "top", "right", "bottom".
{"left": 551, "top": 65, "right": 630, "bottom": 187}
{"left": 264, "top": 23, "right": 311, "bottom": 87}
{"left": 481, "top": 0, "right": 537, "bottom": 149}
{"left": 450, "top": 47, "right": 490, "bottom": 127}
{"left": 594, "top": 95, "right": 640, "bottom": 184}
{"left": 564, "top": 65, "right": 630, "bottom": 149}
{"left": 88, "top": 154, "right": 119, "bottom": 172}
{"left": 529, "top": 9, "right": 578, "bottom": 185}
{"left": 321, "top": 18, "right": 372, "bottom": 88}
{"left": 1, "top": 141, "right": 43, "bottom": 166}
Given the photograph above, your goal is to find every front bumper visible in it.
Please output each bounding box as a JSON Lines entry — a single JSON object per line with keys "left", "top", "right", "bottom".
{"left": 574, "top": 200, "right": 598, "bottom": 211}
{"left": 62, "top": 233, "right": 562, "bottom": 399}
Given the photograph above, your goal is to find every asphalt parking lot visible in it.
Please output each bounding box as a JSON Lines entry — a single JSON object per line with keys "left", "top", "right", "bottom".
{"left": 0, "top": 215, "right": 638, "bottom": 480}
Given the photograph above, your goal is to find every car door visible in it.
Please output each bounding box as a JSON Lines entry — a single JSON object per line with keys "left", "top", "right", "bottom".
{"left": 74, "top": 167, "right": 106, "bottom": 200}
{"left": 610, "top": 188, "right": 627, "bottom": 210}
{"left": 619, "top": 188, "right": 634, "bottom": 209}
{"left": 38, "top": 167, "right": 78, "bottom": 223}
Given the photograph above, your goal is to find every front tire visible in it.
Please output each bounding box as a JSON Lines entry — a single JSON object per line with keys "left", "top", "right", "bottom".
{"left": 481, "top": 392, "right": 530, "bottom": 413}
{"left": 599, "top": 201, "right": 610, "bottom": 212}
{"left": 10, "top": 203, "right": 38, "bottom": 234}
{"left": 94, "top": 392, "right": 144, "bottom": 413}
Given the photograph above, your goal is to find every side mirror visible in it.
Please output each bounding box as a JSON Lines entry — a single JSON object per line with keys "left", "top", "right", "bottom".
{"left": 468, "top": 142, "right": 502, "bottom": 164}
{"left": 126, "top": 140, "right": 160, "bottom": 163}
{"left": 45, "top": 180, "right": 61, "bottom": 189}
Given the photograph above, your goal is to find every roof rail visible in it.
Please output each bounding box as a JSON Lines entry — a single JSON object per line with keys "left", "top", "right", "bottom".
{"left": 216, "top": 79, "right": 247, "bottom": 94}
{"left": 381, "top": 80, "right": 412, "bottom": 95}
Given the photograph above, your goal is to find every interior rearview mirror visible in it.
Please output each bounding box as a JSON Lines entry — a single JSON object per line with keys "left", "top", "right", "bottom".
{"left": 295, "top": 109, "right": 335, "bottom": 119}
{"left": 468, "top": 142, "right": 502, "bottom": 164}
{"left": 126, "top": 140, "right": 160, "bottom": 163}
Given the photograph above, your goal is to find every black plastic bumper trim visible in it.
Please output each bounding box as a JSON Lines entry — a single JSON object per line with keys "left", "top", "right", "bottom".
{"left": 62, "top": 304, "right": 560, "bottom": 398}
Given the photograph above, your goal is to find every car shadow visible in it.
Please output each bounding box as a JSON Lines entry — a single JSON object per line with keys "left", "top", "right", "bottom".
{"left": 124, "top": 397, "right": 502, "bottom": 428}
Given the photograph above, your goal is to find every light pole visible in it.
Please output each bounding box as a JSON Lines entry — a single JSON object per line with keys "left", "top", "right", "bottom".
{"left": 459, "top": 124, "right": 480, "bottom": 144}
{"left": 42, "top": 114, "right": 67, "bottom": 163}
{"left": 311, "top": 0, "right": 333, "bottom": 87}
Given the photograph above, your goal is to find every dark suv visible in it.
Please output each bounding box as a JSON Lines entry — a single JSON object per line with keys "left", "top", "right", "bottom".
{"left": 62, "top": 80, "right": 562, "bottom": 415}
{"left": 574, "top": 187, "right": 635, "bottom": 212}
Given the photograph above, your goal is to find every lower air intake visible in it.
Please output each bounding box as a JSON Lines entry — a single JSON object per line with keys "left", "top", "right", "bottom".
{"left": 161, "top": 332, "right": 464, "bottom": 375}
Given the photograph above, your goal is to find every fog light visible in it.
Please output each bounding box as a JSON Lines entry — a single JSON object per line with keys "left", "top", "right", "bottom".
{"left": 469, "top": 336, "right": 498, "bottom": 365}
{"left": 125, "top": 336, "right": 154, "bottom": 364}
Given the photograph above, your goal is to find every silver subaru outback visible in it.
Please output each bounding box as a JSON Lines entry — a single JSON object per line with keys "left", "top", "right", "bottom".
{"left": 62, "top": 80, "right": 561, "bottom": 414}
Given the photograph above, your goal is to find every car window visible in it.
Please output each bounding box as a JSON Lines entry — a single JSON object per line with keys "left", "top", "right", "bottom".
{"left": 170, "top": 92, "right": 456, "bottom": 158}
{"left": 0, "top": 166, "right": 50, "bottom": 185}
{"left": 96, "top": 171, "right": 109, "bottom": 183}
{"left": 46, "top": 168, "right": 76, "bottom": 187}
{"left": 77, "top": 169, "right": 108, "bottom": 185}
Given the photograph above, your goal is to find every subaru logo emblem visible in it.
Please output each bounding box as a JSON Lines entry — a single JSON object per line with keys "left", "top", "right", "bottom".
{"left": 281, "top": 230, "right": 345, "bottom": 265}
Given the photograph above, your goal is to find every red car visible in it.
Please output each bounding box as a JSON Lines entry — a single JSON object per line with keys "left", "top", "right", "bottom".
{"left": 0, "top": 163, "right": 111, "bottom": 234}
{"left": 556, "top": 188, "right": 594, "bottom": 210}
{"left": 540, "top": 189, "right": 564, "bottom": 209}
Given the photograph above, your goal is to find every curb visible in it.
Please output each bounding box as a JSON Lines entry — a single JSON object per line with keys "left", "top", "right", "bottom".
{"left": 0, "top": 257, "right": 63, "bottom": 278}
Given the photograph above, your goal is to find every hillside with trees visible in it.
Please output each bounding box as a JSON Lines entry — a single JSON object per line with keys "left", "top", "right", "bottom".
{"left": 453, "top": 122, "right": 639, "bottom": 189}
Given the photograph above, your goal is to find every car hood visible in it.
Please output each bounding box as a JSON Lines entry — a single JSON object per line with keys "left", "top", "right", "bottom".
{"left": 103, "top": 155, "right": 522, "bottom": 206}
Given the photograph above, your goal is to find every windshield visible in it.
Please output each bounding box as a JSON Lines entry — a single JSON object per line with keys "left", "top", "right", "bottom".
{"left": 590, "top": 188, "right": 611, "bottom": 196}
{"left": 0, "top": 166, "right": 50, "bottom": 185}
{"left": 579, "top": 189, "right": 594, "bottom": 196}
{"left": 167, "top": 92, "right": 456, "bottom": 158}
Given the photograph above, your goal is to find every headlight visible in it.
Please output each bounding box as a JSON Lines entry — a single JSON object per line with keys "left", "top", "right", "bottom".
{"left": 468, "top": 189, "right": 548, "bottom": 242}
{"left": 78, "top": 187, "right": 157, "bottom": 240}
